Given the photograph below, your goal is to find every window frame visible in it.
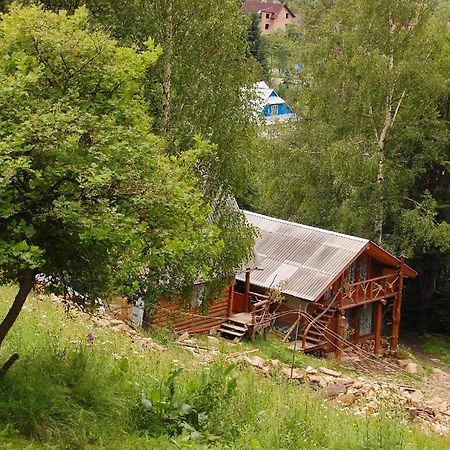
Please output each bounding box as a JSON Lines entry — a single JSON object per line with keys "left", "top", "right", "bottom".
{"left": 358, "top": 255, "right": 369, "bottom": 284}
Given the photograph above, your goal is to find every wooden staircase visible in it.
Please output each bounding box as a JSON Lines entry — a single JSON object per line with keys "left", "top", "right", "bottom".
{"left": 219, "top": 294, "right": 271, "bottom": 342}
{"left": 218, "top": 318, "right": 249, "bottom": 341}
{"left": 298, "top": 304, "right": 337, "bottom": 353}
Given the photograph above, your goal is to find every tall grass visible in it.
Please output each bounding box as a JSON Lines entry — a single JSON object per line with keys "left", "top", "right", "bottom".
{"left": 0, "top": 286, "right": 449, "bottom": 449}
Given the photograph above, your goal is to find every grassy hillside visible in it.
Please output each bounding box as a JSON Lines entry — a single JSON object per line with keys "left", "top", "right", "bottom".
{"left": 0, "top": 285, "right": 449, "bottom": 449}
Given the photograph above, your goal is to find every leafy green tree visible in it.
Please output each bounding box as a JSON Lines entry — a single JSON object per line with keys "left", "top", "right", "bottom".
{"left": 30, "top": 0, "right": 259, "bottom": 203}
{"left": 266, "top": 30, "right": 298, "bottom": 74}
{"left": 297, "top": 0, "right": 448, "bottom": 242}
{"left": 0, "top": 5, "right": 253, "bottom": 374}
{"left": 260, "top": 0, "right": 449, "bottom": 236}
{"left": 248, "top": 13, "right": 269, "bottom": 75}
{"left": 392, "top": 193, "right": 450, "bottom": 332}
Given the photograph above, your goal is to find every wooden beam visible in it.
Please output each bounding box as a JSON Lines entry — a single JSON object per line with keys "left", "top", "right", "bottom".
{"left": 244, "top": 271, "right": 250, "bottom": 313}
{"left": 374, "top": 301, "right": 383, "bottom": 354}
{"left": 354, "top": 308, "right": 360, "bottom": 344}
{"left": 335, "top": 311, "right": 345, "bottom": 361}
{"left": 341, "top": 293, "right": 397, "bottom": 309}
{"left": 227, "top": 281, "right": 234, "bottom": 319}
{"left": 390, "top": 258, "right": 405, "bottom": 353}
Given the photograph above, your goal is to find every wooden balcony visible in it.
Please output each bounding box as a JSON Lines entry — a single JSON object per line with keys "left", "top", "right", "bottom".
{"left": 339, "top": 273, "right": 400, "bottom": 309}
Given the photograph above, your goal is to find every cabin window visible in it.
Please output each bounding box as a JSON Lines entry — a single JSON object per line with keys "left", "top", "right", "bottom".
{"left": 344, "top": 309, "right": 357, "bottom": 340}
{"left": 265, "top": 23, "right": 269, "bottom": 29}
{"left": 272, "top": 104, "right": 278, "bottom": 115}
{"left": 348, "top": 262, "right": 356, "bottom": 284}
{"left": 358, "top": 256, "right": 368, "bottom": 283}
{"left": 286, "top": 13, "right": 289, "bottom": 19}
{"left": 263, "top": 105, "right": 272, "bottom": 117}
{"left": 266, "top": 13, "right": 270, "bottom": 19}
{"left": 359, "top": 304, "right": 374, "bottom": 336}
{"left": 324, "top": 287, "right": 333, "bottom": 301}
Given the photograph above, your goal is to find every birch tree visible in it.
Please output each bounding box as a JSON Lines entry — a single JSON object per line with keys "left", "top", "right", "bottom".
{"left": 262, "top": 0, "right": 448, "bottom": 241}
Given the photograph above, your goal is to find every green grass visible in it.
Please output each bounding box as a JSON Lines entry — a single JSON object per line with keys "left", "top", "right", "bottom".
{"left": 421, "top": 335, "right": 450, "bottom": 363}
{"left": 0, "top": 285, "right": 449, "bottom": 449}
{"left": 248, "top": 333, "right": 324, "bottom": 367}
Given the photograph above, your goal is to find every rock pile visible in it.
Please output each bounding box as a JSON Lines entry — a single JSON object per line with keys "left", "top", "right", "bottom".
{"left": 46, "top": 293, "right": 166, "bottom": 353}
{"left": 229, "top": 353, "right": 450, "bottom": 435}
{"left": 89, "top": 314, "right": 166, "bottom": 353}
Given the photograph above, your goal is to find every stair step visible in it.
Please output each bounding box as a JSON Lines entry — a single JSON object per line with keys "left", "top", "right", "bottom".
{"left": 317, "top": 310, "right": 335, "bottom": 317}
{"left": 319, "top": 312, "right": 334, "bottom": 318}
{"left": 304, "top": 340, "right": 326, "bottom": 351}
{"left": 289, "top": 340, "right": 326, "bottom": 351}
{"left": 224, "top": 322, "right": 249, "bottom": 332}
{"left": 218, "top": 328, "right": 247, "bottom": 337}
{"left": 312, "top": 318, "right": 330, "bottom": 326}
{"left": 301, "top": 335, "right": 323, "bottom": 343}
{"left": 308, "top": 330, "right": 323, "bottom": 339}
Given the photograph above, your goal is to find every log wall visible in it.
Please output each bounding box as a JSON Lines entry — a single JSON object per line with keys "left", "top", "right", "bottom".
{"left": 150, "top": 284, "right": 232, "bottom": 334}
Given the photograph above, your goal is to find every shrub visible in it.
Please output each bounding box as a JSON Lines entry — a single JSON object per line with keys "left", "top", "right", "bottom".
{"left": 136, "top": 362, "right": 237, "bottom": 441}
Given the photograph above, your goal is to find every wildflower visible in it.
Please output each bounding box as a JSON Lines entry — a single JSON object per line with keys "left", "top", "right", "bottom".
{"left": 87, "top": 331, "right": 95, "bottom": 343}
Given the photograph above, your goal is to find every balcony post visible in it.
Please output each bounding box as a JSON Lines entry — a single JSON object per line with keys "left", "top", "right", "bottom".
{"left": 390, "top": 258, "right": 405, "bottom": 353}
{"left": 374, "top": 300, "right": 383, "bottom": 354}
{"left": 245, "top": 270, "right": 250, "bottom": 313}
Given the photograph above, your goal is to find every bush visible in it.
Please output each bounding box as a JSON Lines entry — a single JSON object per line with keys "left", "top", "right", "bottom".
{"left": 136, "top": 362, "right": 237, "bottom": 441}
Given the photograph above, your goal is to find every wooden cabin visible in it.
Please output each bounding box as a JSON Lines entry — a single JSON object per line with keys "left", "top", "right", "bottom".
{"left": 235, "top": 211, "right": 417, "bottom": 358}
{"left": 148, "top": 278, "right": 271, "bottom": 341}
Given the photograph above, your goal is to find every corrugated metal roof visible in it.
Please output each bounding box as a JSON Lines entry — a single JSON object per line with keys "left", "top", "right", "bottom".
{"left": 253, "top": 81, "right": 286, "bottom": 109}
{"left": 237, "top": 211, "right": 369, "bottom": 301}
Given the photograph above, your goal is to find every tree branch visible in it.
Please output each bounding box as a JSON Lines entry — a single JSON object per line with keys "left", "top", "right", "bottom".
{"left": 392, "top": 90, "right": 406, "bottom": 127}
{"left": 0, "top": 353, "right": 19, "bottom": 381}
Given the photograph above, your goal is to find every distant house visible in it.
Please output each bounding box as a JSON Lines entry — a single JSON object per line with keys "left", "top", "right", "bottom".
{"left": 241, "top": 1, "right": 296, "bottom": 35}
{"left": 235, "top": 211, "right": 417, "bottom": 358}
{"left": 253, "top": 81, "right": 295, "bottom": 124}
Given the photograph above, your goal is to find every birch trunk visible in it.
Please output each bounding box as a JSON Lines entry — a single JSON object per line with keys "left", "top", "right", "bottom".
{"left": 374, "top": 15, "right": 395, "bottom": 245}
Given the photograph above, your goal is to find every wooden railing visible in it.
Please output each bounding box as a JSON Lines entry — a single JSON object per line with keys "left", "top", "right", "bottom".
{"left": 249, "top": 292, "right": 270, "bottom": 339}
{"left": 301, "top": 291, "right": 339, "bottom": 350}
{"left": 340, "top": 273, "right": 400, "bottom": 308}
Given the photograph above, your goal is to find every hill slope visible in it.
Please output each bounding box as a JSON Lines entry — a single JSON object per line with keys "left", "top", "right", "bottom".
{"left": 0, "top": 286, "right": 449, "bottom": 449}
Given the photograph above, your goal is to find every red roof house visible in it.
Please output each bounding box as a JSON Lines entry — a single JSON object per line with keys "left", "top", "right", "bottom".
{"left": 241, "top": 1, "right": 296, "bottom": 34}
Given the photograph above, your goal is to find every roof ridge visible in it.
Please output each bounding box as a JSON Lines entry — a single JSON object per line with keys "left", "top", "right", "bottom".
{"left": 243, "top": 210, "right": 369, "bottom": 244}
